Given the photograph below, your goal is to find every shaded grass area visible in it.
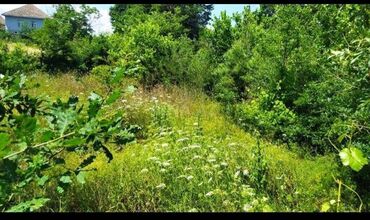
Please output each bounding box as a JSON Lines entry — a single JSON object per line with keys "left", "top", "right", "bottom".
{"left": 25, "top": 73, "right": 358, "bottom": 212}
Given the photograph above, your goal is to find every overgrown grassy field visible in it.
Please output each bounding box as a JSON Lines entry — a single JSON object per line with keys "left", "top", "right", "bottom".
{"left": 23, "top": 72, "right": 358, "bottom": 212}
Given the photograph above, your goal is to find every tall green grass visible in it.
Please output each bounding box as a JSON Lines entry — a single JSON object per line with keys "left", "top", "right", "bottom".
{"left": 25, "top": 73, "right": 357, "bottom": 212}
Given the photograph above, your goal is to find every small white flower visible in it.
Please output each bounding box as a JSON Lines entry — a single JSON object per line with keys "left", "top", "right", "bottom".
{"left": 192, "top": 155, "right": 201, "bottom": 160}
{"left": 140, "top": 168, "right": 149, "bottom": 173}
{"left": 156, "top": 183, "right": 166, "bottom": 189}
{"left": 243, "top": 169, "right": 249, "bottom": 176}
{"left": 243, "top": 203, "right": 252, "bottom": 212}
{"left": 0, "top": 74, "right": 4, "bottom": 79}
{"left": 161, "top": 143, "right": 169, "bottom": 147}
{"left": 205, "top": 191, "right": 214, "bottom": 197}
{"left": 186, "top": 175, "right": 194, "bottom": 181}
{"left": 177, "top": 137, "right": 189, "bottom": 142}
{"left": 330, "top": 200, "right": 336, "bottom": 205}
{"left": 189, "top": 144, "right": 201, "bottom": 149}
{"left": 162, "top": 162, "right": 171, "bottom": 167}
{"left": 234, "top": 171, "right": 240, "bottom": 178}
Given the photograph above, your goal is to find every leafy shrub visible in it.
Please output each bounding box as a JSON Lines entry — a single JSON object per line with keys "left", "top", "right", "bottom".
{"left": 0, "top": 42, "right": 39, "bottom": 74}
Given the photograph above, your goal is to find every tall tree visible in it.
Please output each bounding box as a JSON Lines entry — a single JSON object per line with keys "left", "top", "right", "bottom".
{"left": 109, "top": 4, "right": 213, "bottom": 39}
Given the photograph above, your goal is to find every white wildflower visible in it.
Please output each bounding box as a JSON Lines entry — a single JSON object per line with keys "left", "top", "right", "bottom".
{"left": 177, "top": 137, "right": 189, "bottom": 142}
{"left": 140, "top": 168, "right": 149, "bottom": 173}
{"left": 330, "top": 200, "right": 336, "bottom": 205}
{"left": 189, "top": 144, "right": 201, "bottom": 149}
{"left": 243, "top": 169, "right": 249, "bottom": 176}
{"left": 228, "top": 143, "right": 237, "bottom": 147}
{"left": 234, "top": 171, "right": 240, "bottom": 178}
{"left": 243, "top": 203, "right": 252, "bottom": 212}
{"left": 161, "top": 143, "right": 169, "bottom": 147}
{"left": 148, "top": 157, "right": 159, "bottom": 161}
{"left": 205, "top": 191, "right": 214, "bottom": 197}
{"left": 186, "top": 175, "right": 194, "bottom": 181}
{"left": 156, "top": 183, "right": 166, "bottom": 189}
{"left": 0, "top": 74, "right": 4, "bottom": 79}
{"left": 162, "top": 161, "right": 171, "bottom": 167}
{"left": 192, "top": 155, "right": 201, "bottom": 160}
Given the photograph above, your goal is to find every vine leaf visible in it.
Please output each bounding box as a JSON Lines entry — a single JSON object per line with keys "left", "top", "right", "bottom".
{"left": 0, "top": 133, "right": 10, "bottom": 157}
{"left": 76, "top": 171, "right": 86, "bottom": 184}
{"left": 60, "top": 175, "right": 72, "bottom": 184}
{"left": 339, "top": 147, "right": 368, "bottom": 172}
{"left": 6, "top": 198, "right": 50, "bottom": 212}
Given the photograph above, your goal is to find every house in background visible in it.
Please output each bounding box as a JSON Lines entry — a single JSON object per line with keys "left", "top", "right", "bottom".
{"left": 1, "top": 4, "right": 49, "bottom": 33}
{"left": 0, "top": 16, "right": 4, "bottom": 30}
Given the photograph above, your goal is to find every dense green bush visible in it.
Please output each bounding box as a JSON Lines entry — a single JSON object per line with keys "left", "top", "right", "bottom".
{"left": 0, "top": 42, "right": 39, "bottom": 74}
{"left": 108, "top": 10, "right": 195, "bottom": 88}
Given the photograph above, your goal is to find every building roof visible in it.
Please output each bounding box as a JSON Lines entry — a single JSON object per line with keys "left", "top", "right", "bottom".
{"left": 2, "top": 4, "right": 49, "bottom": 19}
{"left": 0, "top": 16, "right": 4, "bottom": 25}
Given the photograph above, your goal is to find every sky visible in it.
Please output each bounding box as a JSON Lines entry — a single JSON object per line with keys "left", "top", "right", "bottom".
{"left": 0, "top": 4, "right": 259, "bottom": 34}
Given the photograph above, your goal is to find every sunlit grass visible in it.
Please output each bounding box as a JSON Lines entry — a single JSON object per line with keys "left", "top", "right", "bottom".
{"left": 24, "top": 73, "right": 356, "bottom": 212}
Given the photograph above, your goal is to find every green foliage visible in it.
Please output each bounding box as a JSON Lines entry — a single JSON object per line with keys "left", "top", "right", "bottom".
{"left": 0, "top": 71, "right": 137, "bottom": 211}
{"left": 0, "top": 41, "right": 39, "bottom": 74}
{"left": 110, "top": 4, "right": 213, "bottom": 39}
{"left": 108, "top": 10, "right": 195, "bottom": 88}
{"left": 32, "top": 4, "right": 107, "bottom": 72}
{"left": 339, "top": 147, "right": 368, "bottom": 172}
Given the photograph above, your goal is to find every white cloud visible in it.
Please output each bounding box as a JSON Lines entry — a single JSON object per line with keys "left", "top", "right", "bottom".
{"left": 90, "top": 9, "right": 113, "bottom": 35}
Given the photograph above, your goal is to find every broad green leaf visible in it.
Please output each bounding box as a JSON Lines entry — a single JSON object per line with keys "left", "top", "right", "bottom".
{"left": 40, "top": 130, "right": 54, "bottom": 142}
{"left": 339, "top": 147, "right": 368, "bottom": 172}
{"left": 111, "top": 67, "right": 125, "bottom": 84}
{"left": 106, "top": 89, "right": 121, "bottom": 105}
{"left": 88, "top": 92, "right": 102, "bottom": 102}
{"left": 64, "top": 138, "right": 85, "bottom": 147}
{"left": 88, "top": 92, "right": 102, "bottom": 119}
{"left": 6, "top": 198, "right": 50, "bottom": 212}
{"left": 60, "top": 175, "right": 72, "bottom": 184}
{"left": 321, "top": 202, "right": 330, "bottom": 212}
{"left": 339, "top": 148, "right": 350, "bottom": 166}
{"left": 37, "top": 175, "right": 49, "bottom": 186}
{"left": 76, "top": 172, "right": 86, "bottom": 184}
{"left": 57, "top": 186, "right": 64, "bottom": 194}
{"left": 0, "top": 133, "right": 10, "bottom": 150}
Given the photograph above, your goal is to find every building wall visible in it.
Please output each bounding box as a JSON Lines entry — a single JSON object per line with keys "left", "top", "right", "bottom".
{"left": 4, "top": 16, "right": 44, "bottom": 33}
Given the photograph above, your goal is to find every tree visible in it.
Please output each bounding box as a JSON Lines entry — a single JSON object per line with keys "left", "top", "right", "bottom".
{"left": 32, "top": 4, "right": 100, "bottom": 71}
{"left": 109, "top": 4, "right": 213, "bottom": 39}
